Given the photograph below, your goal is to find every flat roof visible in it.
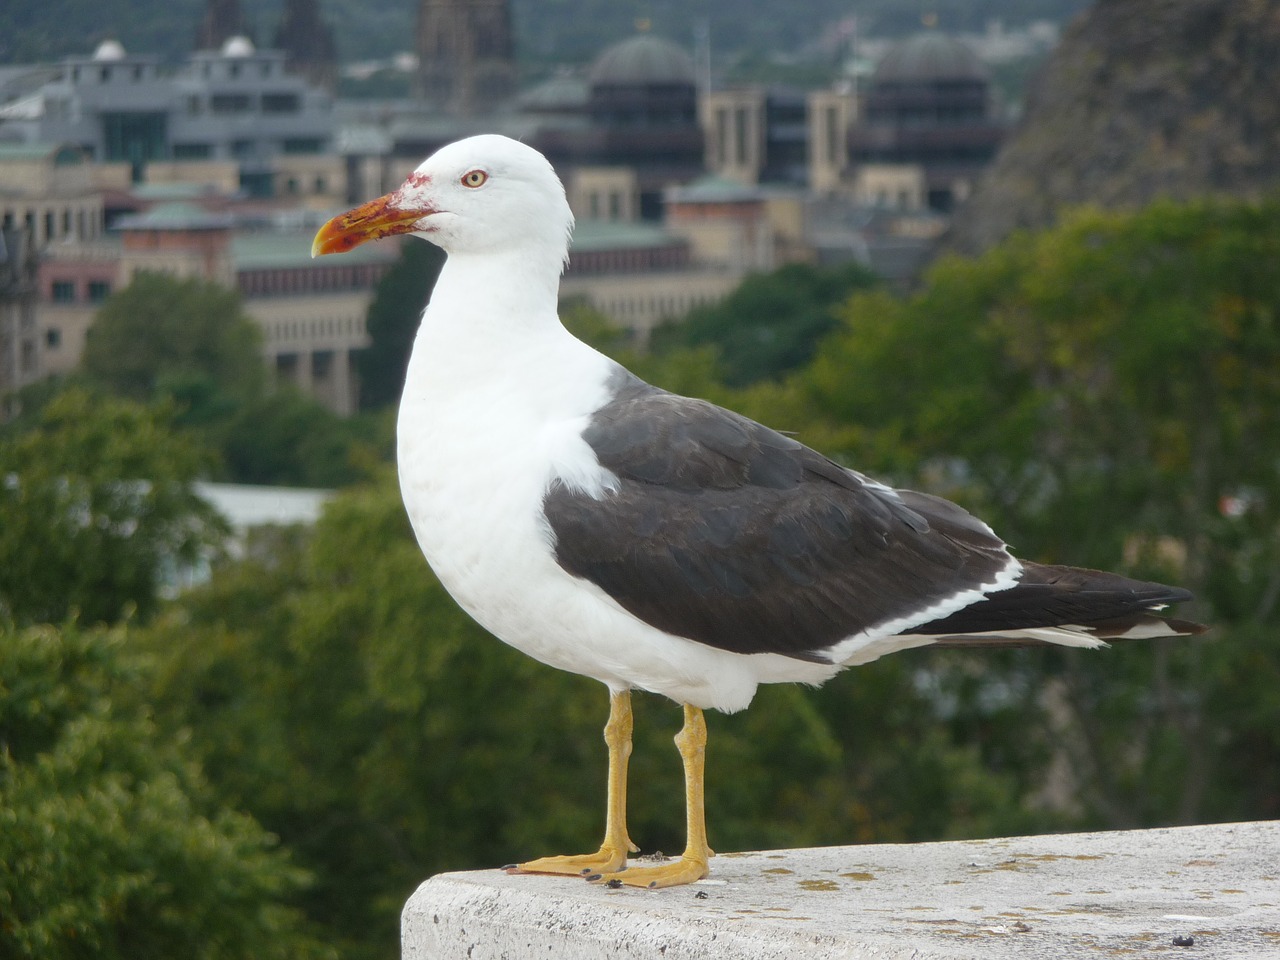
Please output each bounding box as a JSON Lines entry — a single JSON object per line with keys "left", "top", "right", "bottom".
{"left": 232, "top": 230, "right": 402, "bottom": 269}
{"left": 570, "top": 219, "right": 681, "bottom": 252}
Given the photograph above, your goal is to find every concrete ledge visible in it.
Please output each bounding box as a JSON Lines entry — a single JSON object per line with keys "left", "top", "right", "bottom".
{"left": 403, "top": 820, "right": 1280, "bottom": 959}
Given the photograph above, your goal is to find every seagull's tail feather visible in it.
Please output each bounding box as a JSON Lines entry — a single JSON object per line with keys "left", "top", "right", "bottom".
{"left": 900, "top": 561, "right": 1207, "bottom": 650}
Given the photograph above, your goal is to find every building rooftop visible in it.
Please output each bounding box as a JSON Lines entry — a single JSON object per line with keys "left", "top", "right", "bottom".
{"left": 519, "top": 74, "right": 590, "bottom": 112}
{"left": 588, "top": 34, "right": 696, "bottom": 86}
{"left": 232, "top": 229, "right": 399, "bottom": 269}
{"left": 874, "top": 32, "right": 989, "bottom": 85}
{"left": 130, "top": 182, "right": 223, "bottom": 201}
{"left": 667, "top": 174, "right": 765, "bottom": 204}
{"left": 194, "top": 481, "right": 332, "bottom": 532}
{"left": 570, "top": 220, "right": 681, "bottom": 252}
{"left": 0, "top": 141, "right": 86, "bottom": 164}
{"left": 113, "top": 202, "right": 234, "bottom": 231}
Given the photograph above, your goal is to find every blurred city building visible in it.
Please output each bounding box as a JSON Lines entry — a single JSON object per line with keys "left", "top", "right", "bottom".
{"left": 0, "top": 37, "right": 338, "bottom": 201}
{"left": 0, "top": 0, "right": 1014, "bottom": 410}
{"left": 416, "top": 0, "right": 516, "bottom": 116}
{"left": 849, "top": 32, "right": 1005, "bottom": 213}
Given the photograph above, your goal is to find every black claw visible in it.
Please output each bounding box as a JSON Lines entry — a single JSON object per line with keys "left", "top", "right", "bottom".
{"left": 605, "top": 878, "right": 623, "bottom": 889}
{"left": 501, "top": 864, "right": 518, "bottom": 871}
{"left": 585, "top": 872, "right": 602, "bottom": 882}
{"left": 647, "top": 881, "right": 657, "bottom": 889}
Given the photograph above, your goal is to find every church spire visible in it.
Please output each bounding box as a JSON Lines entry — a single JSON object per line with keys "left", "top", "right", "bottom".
{"left": 195, "top": 0, "right": 254, "bottom": 51}
{"left": 415, "top": 0, "right": 516, "bottom": 116}
{"left": 273, "top": 0, "right": 338, "bottom": 91}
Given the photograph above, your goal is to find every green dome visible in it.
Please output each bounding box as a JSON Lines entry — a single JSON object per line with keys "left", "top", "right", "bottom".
{"left": 588, "top": 35, "right": 695, "bottom": 86}
{"left": 873, "top": 33, "right": 988, "bottom": 84}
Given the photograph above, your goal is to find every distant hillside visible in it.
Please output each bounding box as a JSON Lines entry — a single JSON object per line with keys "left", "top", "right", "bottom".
{"left": 948, "top": 0, "right": 1280, "bottom": 254}
{"left": 0, "top": 0, "right": 1087, "bottom": 66}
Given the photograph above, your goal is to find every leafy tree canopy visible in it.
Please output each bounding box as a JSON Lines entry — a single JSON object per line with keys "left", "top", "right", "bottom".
{"left": 81, "top": 272, "right": 263, "bottom": 408}
{"left": 767, "top": 196, "right": 1280, "bottom": 827}
{"left": 70, "top": 271, "right": 383, "bottom": 488}
{"left": 0, "top": 621, "right": 333, "bottom": 960}
{"left": 0, "top": 388, "right": 224, "bottom": 626}
{"left": 649, "top": 260, "right": 878, "bottom": 387}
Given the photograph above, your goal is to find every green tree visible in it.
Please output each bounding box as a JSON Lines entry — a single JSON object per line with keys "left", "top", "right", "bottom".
{"left": 785, "top": 197, "right": 1280, "bottom": 828}
{"left": 357, "top": 239, "right": 446, "bottom": 410}
{"left": 0, "top": 621, "right": 333, "bottom": 960}
{"left": 0, "top": 388, "right": 224, "bottom": 626}
{"left": 650, "top": 260, "right": 879, "bottom": 387}
{"left": 72, "top": 270, "right": 384, "bottom": 488}
{"left": 218, "top": 388, "right": 393, "bottom": 488}
{"left": 81, "top": 272, "right": 264, "bottom": 409}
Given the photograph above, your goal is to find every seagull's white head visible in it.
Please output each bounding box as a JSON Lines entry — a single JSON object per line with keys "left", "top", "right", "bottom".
{"left": 312, "top": 134, "right": 574, "bottom": 264}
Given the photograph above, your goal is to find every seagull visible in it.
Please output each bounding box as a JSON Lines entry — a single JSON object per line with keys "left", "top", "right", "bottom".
{"left": 312, "top": 134, "right": 1205, "bottom": 889}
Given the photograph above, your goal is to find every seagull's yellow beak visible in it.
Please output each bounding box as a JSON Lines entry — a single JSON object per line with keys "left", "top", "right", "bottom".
{"left": 311, "top": 193, "right": 435, "bottom": 257}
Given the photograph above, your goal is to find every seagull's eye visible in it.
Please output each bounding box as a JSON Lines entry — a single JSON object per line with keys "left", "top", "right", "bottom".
{"left": 461, "top": 170, "right": 488, "bottom": 188}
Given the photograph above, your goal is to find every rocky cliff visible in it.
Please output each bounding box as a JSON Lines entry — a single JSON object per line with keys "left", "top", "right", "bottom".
{"left": 947, "top": 0, "right": 1280, "bottom": 254}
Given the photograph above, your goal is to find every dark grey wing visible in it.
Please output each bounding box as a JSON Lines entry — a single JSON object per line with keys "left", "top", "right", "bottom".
{"left": 542, "top": 371, "right": 1015, "bottom": 662}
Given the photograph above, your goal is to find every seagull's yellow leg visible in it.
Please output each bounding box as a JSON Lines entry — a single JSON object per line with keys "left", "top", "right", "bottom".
{"left": 509, "top": 689, "right": 639, "bottom": 877}
{"left": 591, "top": 704, "right": 711, "bottom": 889}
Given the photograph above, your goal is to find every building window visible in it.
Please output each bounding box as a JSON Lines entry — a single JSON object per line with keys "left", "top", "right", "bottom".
{"left": 313, "top": 176, "right": 327, "bottom": 194}
{"left": 283, "top": 137, "right": 324, "bottom": 155}
{"left": 312, "top": 351, "right": 333, "bottom": 381}
{"left": 211, "top": 93, "right": 252, "bottom": 114}
{"left": 187, "top": 95, "right": 203, "bottom": 115}
{"left": 88, "top": 281, "right": 111, "bottom": 302}
{"left": 262, "top": 93, "right": 300, "bottom": 113}
{"left": 173, "top": 143, "right": 212, "bottom": 160}
{"left": 51, "top": 280, "right": 76, "bottom": 302}
{"left": 46, "top": 328, "right": 62, "bottom": 349}
{"left": 101, "top": 111, "right": 168, "bottom": 166}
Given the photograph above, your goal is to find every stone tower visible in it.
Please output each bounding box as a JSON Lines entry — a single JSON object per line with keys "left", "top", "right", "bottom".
{"left": 415, "top": 0, "right": 516, "bottom": 116}
{"left": 194, "top": 0, "right": 254, "bottom": 50}
{"left": 273, "top": 0, "right": 338, "bottom": 92}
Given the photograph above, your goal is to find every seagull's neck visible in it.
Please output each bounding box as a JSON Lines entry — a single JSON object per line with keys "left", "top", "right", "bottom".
{"left": 404, "top": 241, "right": 608, "bottom": 416}
{"left": 424, "top": 245, "right": 565, "bottom": 342}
